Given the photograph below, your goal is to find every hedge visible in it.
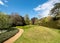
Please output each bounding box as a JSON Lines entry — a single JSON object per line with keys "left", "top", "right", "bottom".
{"left": 0, "top": 28, "right": 19, "bottom": 43}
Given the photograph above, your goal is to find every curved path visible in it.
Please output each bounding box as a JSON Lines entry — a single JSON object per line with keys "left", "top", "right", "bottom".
{"left": 3, "top": 29, "right": 24, "bottom": 43}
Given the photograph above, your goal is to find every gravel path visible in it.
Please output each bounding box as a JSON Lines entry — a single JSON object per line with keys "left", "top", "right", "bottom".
{"left": 3, "top": 29, "right": 24, "bottom": 43}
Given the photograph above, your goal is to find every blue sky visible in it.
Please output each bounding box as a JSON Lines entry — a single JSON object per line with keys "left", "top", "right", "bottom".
{"left": 0, "top": 0, "right": 60, "bottom": 18}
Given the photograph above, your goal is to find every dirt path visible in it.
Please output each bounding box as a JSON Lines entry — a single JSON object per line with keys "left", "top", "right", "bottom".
{"left": 3, "top": 29, "right": 24, "bottom": 43}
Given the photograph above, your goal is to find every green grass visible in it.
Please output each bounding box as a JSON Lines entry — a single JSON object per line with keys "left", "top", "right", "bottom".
{"left": 14, "top": 25, "right": 60, "bottom": 43}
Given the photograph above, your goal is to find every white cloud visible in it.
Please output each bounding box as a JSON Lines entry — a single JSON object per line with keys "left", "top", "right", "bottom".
{"left": 0, "top": 0, "right": 8, "bottom": 7}
{"left": 34, "top": 0, "right": 60, "bottom": 18}
{"left": 0, "top": 0, "right": 4, "bottom": 5}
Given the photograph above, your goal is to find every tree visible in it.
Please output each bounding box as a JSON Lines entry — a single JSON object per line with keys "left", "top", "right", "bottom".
{"left": 10, "top": 13, "right": 25, "bottom": 26}
{"left": 31, "top": 17, "right": 38, "bottom": 25}
{"left": 0, "top": 12, "right": 11, "bottom": 29}
{"left": 50, "top": 3, "right": 60, "bottom": 19}
{"left": 24, "top": 14, "right": 30, "bottom": 25}
{"left": 50, "top": 3, "right": 60, "bottom": 28}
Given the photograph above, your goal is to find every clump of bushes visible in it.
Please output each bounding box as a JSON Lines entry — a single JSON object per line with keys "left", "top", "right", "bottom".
{"left": 0, "top": 12, "right": 11, "bottom": 30}
{"left": 0, "top": 28, "right": 19, "bottom": 43}
{"left": 36, "top": 16, "right": 60, "bottom": 29}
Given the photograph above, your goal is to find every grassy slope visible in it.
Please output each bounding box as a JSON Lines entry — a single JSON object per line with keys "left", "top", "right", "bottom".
{"left": 14, "top": 25, "right": 60, "bottom": 43}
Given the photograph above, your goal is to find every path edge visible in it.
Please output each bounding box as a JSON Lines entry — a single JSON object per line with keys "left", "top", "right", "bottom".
{"left": 3, "top": 28, "right": 24, "bottom": 43}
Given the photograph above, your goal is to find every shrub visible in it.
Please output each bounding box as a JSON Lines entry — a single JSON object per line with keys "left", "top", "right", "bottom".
{"left": 0, "top": 28, "right": 19, "bottom": 43}
{"left": 0, "top": 12, "right": 12, "bottom": 29}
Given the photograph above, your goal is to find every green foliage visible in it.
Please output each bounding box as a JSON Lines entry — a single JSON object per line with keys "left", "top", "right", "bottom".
{"left": 34, "top": 15, "right": 60, "bottom": 29}
{"left": 0, "top": 28, "right": 19, "bottom": 43}
{"left": 24, "top": 14, "right": 30, "bottom": 25}
{"left": 55, "top": 20, "right": 60, "bottom": 28}
{"left": 0, "top": 12, "right": 11, "bottom": 29}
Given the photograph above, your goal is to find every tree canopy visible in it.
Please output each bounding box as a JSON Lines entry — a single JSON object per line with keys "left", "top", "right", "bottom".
{"left": 50, "top": 3, "right": 60, "bottom": 19}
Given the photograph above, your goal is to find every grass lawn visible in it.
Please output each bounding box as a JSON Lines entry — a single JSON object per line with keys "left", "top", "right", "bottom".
{"left": 14, "top": 25, "right": 60, "bottom": 43}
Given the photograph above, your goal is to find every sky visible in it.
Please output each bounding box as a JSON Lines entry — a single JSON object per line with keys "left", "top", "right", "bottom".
{"left": 0, "top": 0, "right": 60, "bottom": 19}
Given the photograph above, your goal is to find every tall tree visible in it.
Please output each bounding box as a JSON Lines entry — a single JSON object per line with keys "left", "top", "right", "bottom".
{"left": 10, "top": 13, "right": 25, "bottom": 26}
{"left": 31, "top": 17, "right": 38, "bottom": 25}
{"left": 50, "top": 3, "right": 60, "bottom": 28}
{"left": 24, "top": 14, "right": 30, "bottom": 25}
{"left": 50, "top": 3, "right": 60, "bottom": 19}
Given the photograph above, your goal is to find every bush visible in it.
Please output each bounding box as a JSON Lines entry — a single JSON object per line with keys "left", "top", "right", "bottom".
{"left": 0, "top": 12, "right": 12, "bottom": 29}
{"left": 0, "top": 28, "right": 19, "bottom": 43}
{"left": 38, "top": 16, "right": 60, "bottom": 29}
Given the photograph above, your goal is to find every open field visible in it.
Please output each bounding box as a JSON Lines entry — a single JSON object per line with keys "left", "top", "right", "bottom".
{"left": 14, "top": 25, "right": 60, "bottom": 43}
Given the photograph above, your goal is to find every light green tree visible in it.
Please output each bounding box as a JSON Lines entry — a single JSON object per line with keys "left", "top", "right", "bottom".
{"left": 24, "top": 14, "right": 30, "bottom": 25}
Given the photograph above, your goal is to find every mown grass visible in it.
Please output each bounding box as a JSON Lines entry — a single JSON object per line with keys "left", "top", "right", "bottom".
{"left": 14, "top": 25, "right": 60, "bottom": 43}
